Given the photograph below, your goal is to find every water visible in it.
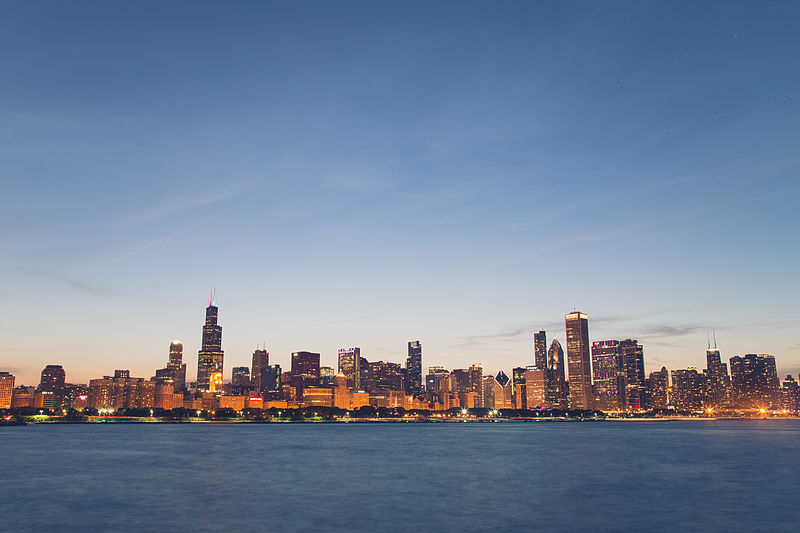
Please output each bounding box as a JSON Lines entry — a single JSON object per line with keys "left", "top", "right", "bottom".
{"left": 2, "top": 420, "right": 799, "bottom": 532}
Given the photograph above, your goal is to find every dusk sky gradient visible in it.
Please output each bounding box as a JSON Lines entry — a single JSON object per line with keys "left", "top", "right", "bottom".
{"left": 2, "top": 1, "right": 799, "bottom": 385}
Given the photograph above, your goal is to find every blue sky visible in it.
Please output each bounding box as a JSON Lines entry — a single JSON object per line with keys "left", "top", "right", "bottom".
{"left": 2, "top": 1, "right": 799, "bottom": 385}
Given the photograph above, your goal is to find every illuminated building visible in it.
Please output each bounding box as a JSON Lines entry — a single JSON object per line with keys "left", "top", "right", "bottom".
{"left": 64, "top": 384, "right": 88, "bottom": 410}
{"left": 729, "top": 354, "right": 780, "bottom": 409}
{"left": 406, "top": 341, "right": 422, "bottom": 396}
{"left": 232, "top": 366, "right": 251, "bottom": 395}
{"left": 251, "top": 347, "right": 269, "bottom": 393}
{"left": 320, "top": 366, "right": 335, "bottom": 386}
{"left": 11, "top": 386, "right": 35, "bottom": 408}
{"left": 362, "top": 361, "right": 404, "bottom": 392}
{"left": 197, "top": 291, "right": 224, "bottom": 392}
{"left": 565, "top": 311, "right": 592, "bottom": 410}
{"left": 154, "top": 340, "right": 187, "bottom": 392}
{"left": 155, "top": 382, "right": 182, "bottom": 410}
{"left": 39, "top": 364, "right": 66, "bottom": 411}
{"left": 546, "top": 339, "right": 568, "bottom": 409}
{"left": 426, "top": 366, "right": 449, "bottom": 393}
{"left": 647, "top": 367, "right": 669, "bottom": 409}
{"left": 534, "top": 330, "right": 547, "bottom": 369}
{"left": 291, "top": 351, "right": 320, "bottom": 397}
{"left": 592, "top": 340, "right": 624, "bottom": 412}
{"left": 350, "top": 390, "right": 370, "bottom": 409}
{"left": 671, "top": 368, "right": 704, "bottom": 411}
{"left": 209, "top": 372, "right": 223, "bottom": 393}
{"left": 304, "top": 387, "right": 334, "bottom": 407}
{"left": 88, "top": 377, "right": 114, "bottom": 408}
{"left": 620, "top": 339, "right": 646, "bottom": 410}
{"left": 218, "top": 395, "right": 246, "bottom": 411}
{"left": 0, "top": 372, "right": 14, "bottom": 409}
{"left": 781, "top": 376, "right": 800, "bottom": 411}
{"left": 525, "top": 367, "right": 547, "bottom": 409}
{"left": 334, "top": 373, "right": 350, "bottom": 408}
{"left": 469, "top": 364, "right": 484, "bottom": 408}
{"left": 261, "top": 364, "right": 281, "bottom": 397}
{"left": 512, "top": 367, "right": 527, "bottom": 409}
{"left": 338, "top": 347, "right": 361, "bottom": 389}
{"left": 482, "top": 376, "right": 500, "bottom": 409}
{"left": 34, "top": 390, "right": 56, "bottom": 411}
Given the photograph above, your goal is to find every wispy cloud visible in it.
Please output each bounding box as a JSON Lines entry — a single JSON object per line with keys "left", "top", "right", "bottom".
{"left": 59, "top": 278, "right": 115, "bottom": 296}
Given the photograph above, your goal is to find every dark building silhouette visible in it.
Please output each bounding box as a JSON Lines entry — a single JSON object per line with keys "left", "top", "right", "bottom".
{"left": 534, "top": 331, "right": 547, "bottom": 370}
{"left": 406, "top": 341, "right": 422, "bottom": 396}
{"left": 546, "top": 339, "right": 568, "bottom": 409}
{"left": 232, "top": 366, "right": 251, "bottom": 395}
{"left": 565, "top": 311, "right": 592, "bottom": 410}
{"left": 671, "top": 368, "right": 704, "bottom": 411}
{"left": 291, "top": 351, "right": 320, "bottom": 397}
{"left": 39, "top": 364, "right": 66, "bottom": 411}
{"left": 592, "top": 340, "right": 624, "bottom": 412}
{"left": 705, "top": 339, "right": 730, "bottom": 408}
{"left": 620, "top": 339, "right": 646, "bottom": 410}
{"left": 512, "top": 367, "right": 527, "bottom": 410}
{"left": 154, "top": 340, "right": 187, "bottom": 392}
{"left": 261, "top": 364, "right": 281, "bottom": 398}
{"left": 362, "top": 361, "right": 404, "bottom": 393}
{"left": 197, "top": 291, "right": 224, "bottom": 392}
{"left": 729, "top": 354, "right": 780, "bottom": 408}
{"left": 647, "top": 367, "right": 669, "bottom": 410}
{"left": 251, "top": 348, "right": 269, "bottom": 393}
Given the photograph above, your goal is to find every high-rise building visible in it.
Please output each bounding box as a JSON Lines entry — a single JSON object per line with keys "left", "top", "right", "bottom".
{"left": 620, "top": 339, "right": 646, "bottom": 410}
{"left": 592, "top": 340, "right": 624, "bottom": 412}
{"left": 671, "top": 368, "right": 704, "bottom": 411}
{"left": 261, "top": 364, "right": 281, "bottom": 397}
{"left": 320, "top": 366, "right": 335, "bottom": 386}
{"left": 729, "top": 354, "right": 780, "bottom": 409}
{"left": 512, "top": 367, "right": 527, "bottom": 409}
{"left": 291, "top": 351, "right": 320, "bottom": 397}
{"left": 565, "top": 311, "right": 592, "bottom": 410}
{"left": 39, "top": 364, "right": 66, "bottom": 411}
{"left": 338, "top": 347, "right": 361, "bottom": 389}
{"left": 362, "top": 361, "right": 404, "bottom": 393}
{"left": 426, "top": 366, "right": 449, "bottom": 393}
{"left": 525, "top": 367, "right": 547, "bottom": 409}
{"left": 154, "top": 340, "right": 187, "bottom": 392}
{"left": 251, "top": 347, "right": 269, "bottom": 393}
{"left": 197, "top": 292, "right": 224, "bottom": 392}
{"left": 705, "top": 338, "right": 730, "bottom": 408}
{"left": 232, "top": 366, "right": 251, "bottom": 395}
{"left": 469, "top": 364, "right": 484, "bottom": 408}
{"left": 781, "top": 376, "right": 800, "bottom": 411}
{"left": 0, "top": 371, "right": 14, "bottom": 409}
{"left": 647, "top": 367, "right": 669, "bottom": 410}
{"left": 546, "top": 339, "right": 568, "bottom": 409}
{"left": 406, "top": 341, "right": 422, "bottom": 396}
{"left": 534, "top": 331, "right": 547, "bottom": 370}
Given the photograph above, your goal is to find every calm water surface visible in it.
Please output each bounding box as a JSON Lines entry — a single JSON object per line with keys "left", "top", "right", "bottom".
{"left": 2, "top": 420, "right": 799, "bottom": 532}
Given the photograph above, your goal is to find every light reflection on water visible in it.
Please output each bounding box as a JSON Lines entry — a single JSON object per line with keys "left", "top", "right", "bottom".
{"left": 2, "top": 420, "right": 799, "bottom": 532}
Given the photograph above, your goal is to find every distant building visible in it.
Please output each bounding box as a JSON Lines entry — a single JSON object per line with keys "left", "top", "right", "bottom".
{"left": 565, "top": 312, "right": 592, "bottom": 410}
{"left": 729, "top": 354, "right": 780, "bottom": 409}
{"left": 197, "top": 292, "right": 224, "bottom": 392}
{"left": 362, "top": 361, "right": 404, "bottom": 393}
{"left": 781, "top": 376, "right": 800, "bottom": 411}
{"left": 671, "top": 368, "right": 704, "bottom": 411}
{"left": 469, "top": 364, "right": 484, "bottom": 408}
{"left": 406, "top": 341, "right": 423, "bottom": 396}
{"left": 592, "top": 340, "right": 624, "bottom": 412}
{"left": 620, "top": 339, "right": 646, "bottom": 410}
{"left": 647, "top": 367, "right": 669, "bottom": 410}
{"left": 534, "top": 331, "right": 547, "bottom": 370}
{"left": 11, "top": 386, "right": 35, "bottom": 408}
{"left": 0, "top": 372, "right": 14, "bottom": 409}
{"left": 154, "top": 340, "right": 187, "bottom": 392}
{"left": 512, "top": 367, "right": 527, "bottom": 409}
{"left": 320, "top": 366, "right": 335, "bottom": 386}
{"left": 291, "top": 351, "right": 321, "bottom": 397}
{"left": 705, "top": 341, "right": 730, "bottom": 408}
{"left": 232, "top": 366, "right": 251, "bottom": 395}
{"left": 546, "top": 339, "right": 568, "bottom": 409}
{"left": 39, "top": 365, "right": 66, "bottom": 411}
{"left": 251, "top": 348, "right": 269, "bottom": 393}
{"left": 338, "top": 347, "right": 361, "bottom": 389}
{"left": 525, "top": 367, "right": 547, "bottom": 409}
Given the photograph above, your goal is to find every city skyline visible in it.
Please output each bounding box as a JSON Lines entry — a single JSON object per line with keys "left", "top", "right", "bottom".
{"left": 2, "top": 3, "right": 799, "bottom": 384}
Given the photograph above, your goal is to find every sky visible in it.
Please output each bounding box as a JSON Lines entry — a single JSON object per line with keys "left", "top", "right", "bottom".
{"left": 2, "top": 1, "right": 799, "bottom": 386}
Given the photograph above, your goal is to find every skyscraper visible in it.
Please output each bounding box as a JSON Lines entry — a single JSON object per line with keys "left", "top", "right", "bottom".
{"left": 534, "top": 331, "right": 547, "bottom": 370}
{"left": 0, "top": 372, "right": 14, "bottom": 409}
{"left": 39, "top": 364, "right": 66, "bottom": 411}
{"left": 592, "top": 340, "right": 624, "bottom": 412}
{"left": 620, "top": 339, "right": 646, "bottom": 410}
{"left": 729, "top": 354, "right": 780, "bottom": 409}
{"left": 546, "top": 339, "right": 568, "bottom": 409}
{"left": 154, "top": 340, "right": 187, "bottom": 392}
{"left": 647, "top": 367, "right": 669, "bottom": 410}
{"left": 469, "top": 364, "right": 484, "bottom": 408}
{"left": 406, "top": 340, "right": 422, "bottom": 396}
{"left": 251, "top": 347, "right": 269, "bottom": 393}
{"left": 291, "top": 351, "right": 321, "bottom": 398}
{"left": 197, "top": 291, "right": 224, "bottom": 392}
{"left": 565, "top": 311, "right": 592, "bottom": 410}
{"left": 232, "top": 366, "right": 251, "bottom": 395}
{"left": 338, "top": 347, "right": 361, "bottom": 389}
{"left": 671, "top": 368, "right": 704, "bottom": 411}
{"left": 705, "top": 335, "right": 729, "bottom": 408}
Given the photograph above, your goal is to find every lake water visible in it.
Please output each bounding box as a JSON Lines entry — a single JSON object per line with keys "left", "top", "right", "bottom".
{"left": 2, "top": 420, "right": 799, "bottom": 532}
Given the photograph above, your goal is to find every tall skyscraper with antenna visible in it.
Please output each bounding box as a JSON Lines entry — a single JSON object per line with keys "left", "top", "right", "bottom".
{"left": 197, "top": 289, "right": 224, "bottom": 392}
{"left": 705, "top": 329, "right": 729, "bottom": 408}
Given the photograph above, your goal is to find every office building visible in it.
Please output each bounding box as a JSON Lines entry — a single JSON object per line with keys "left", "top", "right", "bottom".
{"left": 729, "top": 354, "right": 780, "bottom": 409}
{"left": 565, "top": 311, "right": 592, "bottom": 410}
{"left": 154, "top": 340, "right": 187, "bottom": 392}
{"left": 39, "top": 364, "right": 66, "bottom": 411}
{"left": 620, "top": 339, "right": 646, "bottom": 410}
{"left": 291, "top": 351, "right": 321, "bottom": 397}
{"left": 671, "top": 368, "right": 704, "bottom": 411}
{"left": 592, "top": 340, "right": 624, "bottom": 412}
{"left": 251, "top": 347, "right": 269, "bottom": 393}
{"left": 406, "top": 341, "right": 422, "bottom": 396}
{"left": 534, "top": 330, "right": 547, "bottom": 369}
{"left": 338, "top": 347, "right": 361, "bottom": 389}
{"left": 705, "top": 339, "right": 730, "bottom": 408}
{"left": 647, "top": 367, "right": 669, "bottom": 410}
{"left": 469, "top": 364, "right": 484, "bottom": 408}
{"left": 525, "top": 367, "right": 547, "bottom": 409}
{"left": 546, "top": 339, "right": 568, "bottom": 409}
{"left": 0, "top": 372, "right": 14, "bottom": 409}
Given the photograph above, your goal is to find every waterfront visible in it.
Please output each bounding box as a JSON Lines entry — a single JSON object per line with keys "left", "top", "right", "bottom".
{"left": 2, "top": 420, "right": 799, "bottom": 532}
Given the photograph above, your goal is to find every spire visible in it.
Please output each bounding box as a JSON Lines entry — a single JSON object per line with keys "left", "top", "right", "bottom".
{"left": 707, "top": 330, "right": 711, "bottom": 349}
{"left": 713, "top": 329, "right": 717, "bottom": 350}
{"left": 209, "top": 288, "right": 213, "bottom": 307}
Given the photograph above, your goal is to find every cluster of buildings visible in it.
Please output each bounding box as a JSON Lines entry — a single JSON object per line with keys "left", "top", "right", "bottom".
{"left": 1, "top": 301, "right": 797, "bottom": 416}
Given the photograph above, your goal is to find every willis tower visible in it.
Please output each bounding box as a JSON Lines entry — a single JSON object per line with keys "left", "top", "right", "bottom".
{"left": 197, "top": 289, "right": 224, "bottom": 392}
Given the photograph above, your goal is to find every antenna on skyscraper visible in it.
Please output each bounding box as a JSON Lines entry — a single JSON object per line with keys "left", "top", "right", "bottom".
{"left": 707, "top": 330, "right": 711, "bottom": 349}
{"left": 713, "top": 328, "right": 717, "bottom": 350}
